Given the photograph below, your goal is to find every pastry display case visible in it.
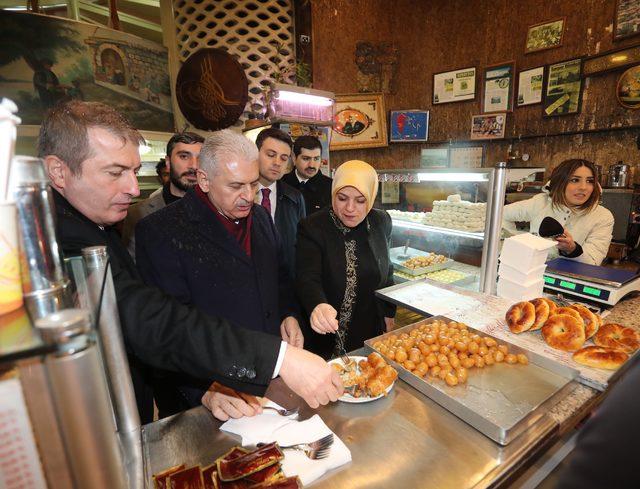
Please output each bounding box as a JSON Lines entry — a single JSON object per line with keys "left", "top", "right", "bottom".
{"left": 374, "top": 166, "right": 544, "bottom": 293}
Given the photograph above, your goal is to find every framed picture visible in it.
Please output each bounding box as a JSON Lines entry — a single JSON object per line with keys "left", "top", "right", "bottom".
{"left": 482, "top": 62, "right": 514, "bottom": 113}
{"left": 470, "top": 113, "right": 506, "bottom": 140}
{"left": 614, "top": 0, "right": 640, "bottom": 41}
{"left": 525, "top": 18, "right": 565, "bottom": 54}
{"left": 583, "top": 44, "right": 640, "bottom": 77}
{"left": 420, "top": 148, "right": 449, "bottom": 168}
{"left": 617, "top": 65, "right": 640, "bottom": 109}
{"left": 517, "top": 66, "right": 545, "bottom": 106}
{"left": 433, "top": 67, "right": 476, "bottom": 104}
{"left": 450, "top": 146, "right": 484, "bottom": 168}
{"left": 543, "top": 59, "right": 583, "bottom": 117}
{"left": 331, "top": 93, "right": 388, "bottom": 150}
{"left": 389, "top": 110, "right": 429, "bottom": 142}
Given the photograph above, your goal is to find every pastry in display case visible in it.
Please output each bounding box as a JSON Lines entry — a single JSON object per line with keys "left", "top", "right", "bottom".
{"left": 375, "top": 167, "right": 544, "bottom": 292}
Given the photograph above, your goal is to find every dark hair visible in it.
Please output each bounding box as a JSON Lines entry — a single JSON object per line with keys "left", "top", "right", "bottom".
{"left": 293, "top": 135, "right": 322, "bottom": 157}
{"left": 166, "top": 131, "right": 204, "bottom": 159}
{"left": 155, "top": 158, "right": 166, "bottom": 174}
{"left": 548, "top": 159, "right": 601, "bottom": 212}
{"left": 255, "top": 127, "right": 292, "bottom": 150}
{"left": 38, "top": 100, "right": 144, "bottom": 175}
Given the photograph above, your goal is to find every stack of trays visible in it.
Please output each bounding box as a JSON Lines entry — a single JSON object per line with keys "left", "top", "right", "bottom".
{"left": 497, "top": 234, "right": 556, "bottom": 301}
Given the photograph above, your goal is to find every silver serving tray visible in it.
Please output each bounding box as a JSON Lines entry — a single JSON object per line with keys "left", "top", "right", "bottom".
{"left": 364, "top": 316, "right": 578, "bottom": 445}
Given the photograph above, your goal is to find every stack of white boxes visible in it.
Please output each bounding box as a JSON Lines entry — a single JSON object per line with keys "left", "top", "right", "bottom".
{"left": 497, "top": 233, "right": 557, "bottom": 301}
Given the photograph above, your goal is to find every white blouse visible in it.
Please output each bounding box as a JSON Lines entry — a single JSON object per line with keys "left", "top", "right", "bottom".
{"left": 502, "top": 192, "right": 614, "bottom": 266}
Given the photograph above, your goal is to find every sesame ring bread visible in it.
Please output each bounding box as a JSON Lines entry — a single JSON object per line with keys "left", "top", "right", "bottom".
{"left": 573, "top": 346, "right": 628, "bottom": 370}
{"left": 541, "top": 297, "right": 558, "bottom": 315}
{"left": 594, "top": 324, "right": 640, "bottom": 353}
{"left": 541, "top": 314, "right": 586, "bottom": 352}
{"left": 529, "top": 298, "right": 551, "bottom": 331}
{"left": 505, "top": 301, "right": 536, "bottom": 333}
{"left": 570, "top": 304, "right": 599, "bottom": 339}
{"left": 554, "top": 307, "right": 582, "bottom": 322}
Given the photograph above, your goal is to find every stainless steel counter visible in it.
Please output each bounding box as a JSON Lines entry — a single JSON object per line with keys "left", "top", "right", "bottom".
{"left": 142, "top": 375, "right": 562, "bottom": 488}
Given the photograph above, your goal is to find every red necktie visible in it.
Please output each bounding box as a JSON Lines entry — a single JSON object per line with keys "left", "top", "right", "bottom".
{"left": 260, "top": 188, "right": 271, "bottom": 215}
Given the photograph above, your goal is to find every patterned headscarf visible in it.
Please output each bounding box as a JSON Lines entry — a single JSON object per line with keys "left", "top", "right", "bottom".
{"left": 331, "top": 160, "right": 379, "bottom": 213}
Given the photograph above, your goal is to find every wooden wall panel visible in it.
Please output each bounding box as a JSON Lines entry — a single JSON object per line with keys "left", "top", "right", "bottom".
{"left": 310, "top": 0, "right": 640, "bottom": 174}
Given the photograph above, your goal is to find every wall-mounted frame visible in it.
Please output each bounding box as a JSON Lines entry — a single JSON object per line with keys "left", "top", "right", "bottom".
{"left": 420, "top": 147, "right": 449, "bottom": 168}
{"left": 450, "top": 146, "right": 484, "bottom": 168}
{"left": 482, "top": 62, "right": 515, "bottom": 113}
{"left": 583, "top": 44, "right": 640, "bottom": 77}
{"left": 389, "top": 110, "right": 429, "bottom": 142}
{"left": 543, "top": 58, "right": 583, "bottom": 117}
{"left": 330, "top": 93, "right": 387, "bottom": 150}
{"left": 525, "top": 17, "right": 566, "bottom": 54}
{"left": 614, "top": 0, "right": 640, "bottom": 41}
{"left": 470, "top": 113, "right": 506, "bottom": 140}
{"left": 517, "top": 66, "right": 545, "bottom": 106}
{"left": 433, "top": 66, "right": 476, "bottom": 104}
{"left": 617, "top": 65, "right": 640, "bottom": 109}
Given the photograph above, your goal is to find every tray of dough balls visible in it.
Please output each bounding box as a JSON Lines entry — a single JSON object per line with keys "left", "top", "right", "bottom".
{"left": 364, "top": 316, "right": 578, "bottom": 445}
{"left": 390, "top": 247, "right": 455, "bottom": 276}
{"left": 504, "top": 298, "right": 640, "bottom": 391}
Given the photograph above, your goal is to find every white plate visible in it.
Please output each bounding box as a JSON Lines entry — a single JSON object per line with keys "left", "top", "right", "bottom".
{"left": 329, "top": 356, "right": 396, "bottom": 403}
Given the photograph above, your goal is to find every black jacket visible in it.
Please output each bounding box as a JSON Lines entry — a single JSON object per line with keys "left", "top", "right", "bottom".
{"left": 282, "top": 170, "right": 332, "bottom": 216}
{"left": 274, "top": 180, "right": 306, "bottom": 279}
{"left": 295, "top": 207, "right": 396, "bottom": 356}
{"left": 136, "top": 189, "right": 296, "bottom": 334}
{"left": 52, "top": 189, "right": 281, "bottom": 422}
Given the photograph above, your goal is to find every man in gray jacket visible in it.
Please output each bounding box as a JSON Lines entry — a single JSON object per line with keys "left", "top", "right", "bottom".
{"left": 122, "top": 131, "right": 204, "bottom": 259}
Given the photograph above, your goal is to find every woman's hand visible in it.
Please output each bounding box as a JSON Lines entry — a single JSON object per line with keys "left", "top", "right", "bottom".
{"left": 201, "top": 382, "right": 262, "bottom": 421}
{"left": 555, "top": 229, "right": 577, "bottom": 254}
{"left": 384, "top": 317, "right": 395, "bottom": 332}
{"left": 310, "top": 303, "right": 339, "bottom": 334}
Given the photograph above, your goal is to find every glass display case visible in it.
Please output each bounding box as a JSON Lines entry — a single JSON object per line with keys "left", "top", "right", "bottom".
{"left": 374, "top": 166, "right": 544, "bottom": 293}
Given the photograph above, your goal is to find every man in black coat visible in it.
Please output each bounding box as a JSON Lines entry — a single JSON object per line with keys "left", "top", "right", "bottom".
{"left": 135, "top": 130, "right": 304, "bottom": 417}
{"left": 255, "top": 127, "right": 306, "bottom": 279}
{"left": 39, "top": 101, "right": 341, "bottom": 423}
{"left": 282, "top": 135, "right": 332, "bottom": 216}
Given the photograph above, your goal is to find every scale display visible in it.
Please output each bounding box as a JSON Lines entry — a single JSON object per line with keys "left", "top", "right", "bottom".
{"left": 543, "top": 275, "right": 611, "bottom": 301}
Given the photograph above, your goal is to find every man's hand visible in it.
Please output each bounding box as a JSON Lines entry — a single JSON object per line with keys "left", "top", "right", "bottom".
{"left": 310, "top": 303, "right": 339, "bottom": 334}
{"left": 555, "top": 229, "right": 577, "bottom": 254}
{"left": 279, "top": 346, "right": 343, "bottom": 409}
{"left": 201, "top": 382, "right": 263, "bottom": 421}
{"left": 280, "top": 316, "right": 304, "bottom": 348}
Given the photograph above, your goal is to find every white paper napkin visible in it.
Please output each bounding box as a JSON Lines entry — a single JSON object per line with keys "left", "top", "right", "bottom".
{"left": 220, "top": 405, "right": 351, "bottom": 486}
{"left": 220, "top": 400, "right": 297, "bottom": 446}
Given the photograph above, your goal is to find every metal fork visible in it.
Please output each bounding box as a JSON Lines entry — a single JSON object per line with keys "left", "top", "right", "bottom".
{"left": 262, "top": 406, "right": 299, "bottom": 417}
{"left": 279, "top": 433, "right": 334, "bottom": 460}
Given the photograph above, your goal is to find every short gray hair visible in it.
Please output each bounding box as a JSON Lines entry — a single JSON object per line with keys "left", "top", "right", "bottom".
{"left": 199, "top": 129, "right": 259, "bottom": 177}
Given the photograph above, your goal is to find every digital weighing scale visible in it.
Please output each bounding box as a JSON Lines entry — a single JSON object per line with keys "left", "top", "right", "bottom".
{"left": 543, "top": 258, "right": 640, "bottom": 307}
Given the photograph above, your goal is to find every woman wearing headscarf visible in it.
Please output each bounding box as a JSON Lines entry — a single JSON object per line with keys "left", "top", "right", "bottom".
{"left": 503, "top": 159, "right": 614, "bottom": 265}
{"left": 295, "top": 160, "right": 396, "bottom": 359}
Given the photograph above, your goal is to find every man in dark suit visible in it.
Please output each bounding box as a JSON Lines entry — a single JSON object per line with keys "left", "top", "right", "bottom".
{"left": 255, "top": 128, "right": 305, "bottom": 279}
{"left": 136, "top": 129, "right": 304, "bottom": 417}
{"left": 122, "top": 131, "right": 204, "bottom": 260}
{"left": 282, "top": 135, "right": 332, "bottom": 216}
{"left": 40, "top": 101, "right": 341, "bottom": 423}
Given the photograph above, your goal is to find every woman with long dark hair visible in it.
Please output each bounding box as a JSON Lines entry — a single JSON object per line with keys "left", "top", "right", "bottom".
{"left": 503, "top": 159, "right": 614, "bottom": 265}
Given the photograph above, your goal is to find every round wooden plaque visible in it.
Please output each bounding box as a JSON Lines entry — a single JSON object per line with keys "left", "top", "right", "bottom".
{"left": 176, "top": 48, "right": 249, "bottom": 130}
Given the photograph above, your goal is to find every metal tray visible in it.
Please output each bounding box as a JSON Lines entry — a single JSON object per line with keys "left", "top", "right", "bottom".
{"left": 364, "top": 316, "right": 578, "bottom": 445}
{"left": 390, "top": 247, "right": 453, "bottom": 276}
{"left": 394, "top": 270, "right": 475, "bottom": 287}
